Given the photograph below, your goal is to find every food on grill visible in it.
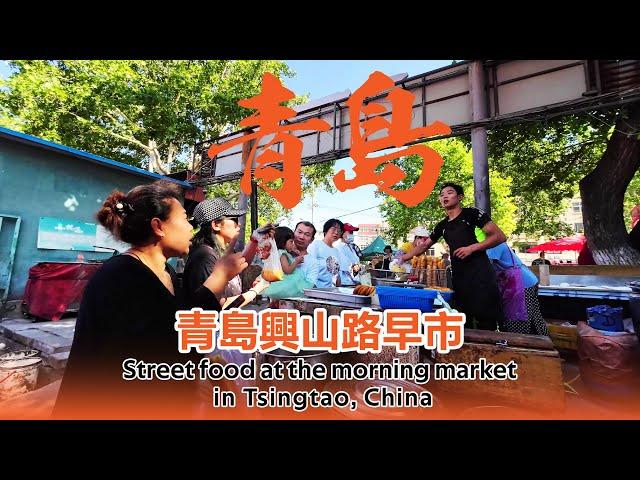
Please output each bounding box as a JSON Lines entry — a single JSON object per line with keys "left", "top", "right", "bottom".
{"left": 353, "top": 285, "right": 376, "bottom": 296}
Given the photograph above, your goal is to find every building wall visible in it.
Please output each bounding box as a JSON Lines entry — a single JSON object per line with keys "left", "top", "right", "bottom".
{"left": 355, "top": 223, "right": 383, "bottom": 249}
{"left": 559, "top": 198, "right": 584, "bottom": 234}
{"left": 0, "top": 139, "right": 169, "bottom": 299}
{"left": 509, "top": 196, "right": 585, "bottom": 264}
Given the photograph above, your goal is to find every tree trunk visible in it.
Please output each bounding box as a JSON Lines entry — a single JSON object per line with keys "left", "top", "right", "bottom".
{"left": 580, "top": 103, "right": 640, "bottom": 264}
{"left": 146, "top": 139, "right": 169, "bottom": 175}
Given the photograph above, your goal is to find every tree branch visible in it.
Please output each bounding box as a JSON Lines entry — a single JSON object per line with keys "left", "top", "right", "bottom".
{"left": 167, "top": 143, "right": 176, "bottom": 166}
{"left": 68, "top": 111, "right": 151, "bottom": 153}
{"left": 110, "top": 107, "right": 142, "bottom": 133}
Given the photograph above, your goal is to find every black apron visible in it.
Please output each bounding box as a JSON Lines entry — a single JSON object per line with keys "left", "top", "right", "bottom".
{"left": 442, "top": 215, "right": 505, "bottom": 331}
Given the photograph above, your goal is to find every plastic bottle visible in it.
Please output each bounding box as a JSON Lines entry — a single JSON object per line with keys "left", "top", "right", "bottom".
{"left": 539, "top": 264, "right": 550, "bottom": 286}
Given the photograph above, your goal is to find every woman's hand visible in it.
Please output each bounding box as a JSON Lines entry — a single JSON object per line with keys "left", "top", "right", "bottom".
{"left": 219, "top": 251, "right": 249, "bottom": 280}
{"left": 204, "top": 236, "right": 248, "bottom": 296}
{"left": 250, "top": 223, "right": 276, "bottom": 243}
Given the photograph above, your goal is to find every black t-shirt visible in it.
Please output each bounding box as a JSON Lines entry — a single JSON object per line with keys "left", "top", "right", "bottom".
{"left": 430, "top": 207, "right": 491, "bottom": 265}
{"left": 183, "top": 244, "right": 219, "bottom": 305}
{"left": 183, "top": 243, "right": 242, "bottom": 304}
{"left": 53, "top": 254, "right": 221, "bottom": 418}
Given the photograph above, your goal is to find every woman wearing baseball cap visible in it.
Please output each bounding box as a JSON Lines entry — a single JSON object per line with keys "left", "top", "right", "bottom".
{"left": 184, "top": 198, "right": 245, "bottom": 305}
{"left": 183, "top": 198, "right": 274, "bottom": 306}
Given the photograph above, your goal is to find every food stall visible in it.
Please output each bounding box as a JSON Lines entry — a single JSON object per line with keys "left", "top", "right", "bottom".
{"left": 265, "top": 252, "right": 566, "bottom": 415}
{"left": 274, "top": 286, "right": 420, "bottom": 365}
{"left": 531, "top": 265, "right": 639, "bottom": 322}
{"left": 270, "top": 287, "right": 565, "bottom": 414}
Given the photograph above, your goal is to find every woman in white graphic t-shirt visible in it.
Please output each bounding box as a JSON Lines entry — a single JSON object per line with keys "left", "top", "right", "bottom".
{"left": 307, "top": 218, "right": 344, "bottom": 288}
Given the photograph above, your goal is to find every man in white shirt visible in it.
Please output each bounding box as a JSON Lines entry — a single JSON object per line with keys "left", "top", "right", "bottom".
{"left": 292, "top": 220, "right": 319, "bottom": 286}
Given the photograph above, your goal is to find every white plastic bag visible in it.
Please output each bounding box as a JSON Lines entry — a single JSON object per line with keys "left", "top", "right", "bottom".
{"left": 258, "top": 237, "right": 284, "bottom": 282}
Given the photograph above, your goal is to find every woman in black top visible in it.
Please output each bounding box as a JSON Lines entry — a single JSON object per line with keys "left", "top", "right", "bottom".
{"left": 402, "top": 183, "right": 507, "bottom": 331}
{"left": 183, "top": 198, "right": 272, "bottom": 307}
{"left": 53, "top": 181, "right": 247, "bottom": 419}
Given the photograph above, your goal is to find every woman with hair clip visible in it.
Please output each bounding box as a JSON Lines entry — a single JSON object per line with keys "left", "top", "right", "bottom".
{"left": 53, "top": 180, "right": 248, "bottom": 419}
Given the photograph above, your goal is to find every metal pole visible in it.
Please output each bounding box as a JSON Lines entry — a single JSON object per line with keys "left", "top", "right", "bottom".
{"left": 469, "top": 60, "right": 491, "bottom": 215}
{"left": 311, "top": 190, "right": 314, "bottom": 226}
{"left": 237, "top": 132, "right": 255, "bottom": 251}
{"left": 250, "top": 180, "right": 258, "bottom": 232}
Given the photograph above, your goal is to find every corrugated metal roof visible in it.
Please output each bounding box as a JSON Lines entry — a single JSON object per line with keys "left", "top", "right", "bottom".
{"left": 0, "top": 126, "right": 193, "bottom": 188}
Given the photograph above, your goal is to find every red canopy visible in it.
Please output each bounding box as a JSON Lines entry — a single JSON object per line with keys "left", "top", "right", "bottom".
{"left": 527, "top": 235, "right": 586, "bottom": 253}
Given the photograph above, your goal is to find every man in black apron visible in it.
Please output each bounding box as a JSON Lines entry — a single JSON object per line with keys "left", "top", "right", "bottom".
{"left": 402, "top": 183, "right": 507, "bottom": 331}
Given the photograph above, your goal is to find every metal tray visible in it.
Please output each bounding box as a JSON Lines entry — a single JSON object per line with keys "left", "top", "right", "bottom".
{"left": 371, "top": 276, "right": 425, "bottom": 288}
{"left": 372, "top": 279, "right": 426, "bottom": 289}
{"left": 303, "top": 287, "right": 372, "bottom": 305}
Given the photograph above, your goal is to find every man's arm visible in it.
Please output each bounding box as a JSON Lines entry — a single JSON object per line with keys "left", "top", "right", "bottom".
{"left": 453, "top": 221, "right": 507, "bottom": 260}
{"left": 400, "top": 237, "right": 435, "bottom": 262}
{"left": 479, "top": 221, "right": 507, "bottom": 250}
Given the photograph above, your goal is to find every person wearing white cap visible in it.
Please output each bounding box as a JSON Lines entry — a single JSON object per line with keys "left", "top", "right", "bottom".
{"left": 412, "top": 227, "right": 430, "bottom": 246}
{"left": 412, "top": 226, "right": 429, "bottom": 238}
{"left": 336, "top": 223, "right": 363, "bottom": 285}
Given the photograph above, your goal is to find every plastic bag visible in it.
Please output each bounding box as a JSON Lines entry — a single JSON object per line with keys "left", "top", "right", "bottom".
{"left": 257, "top": 237, "right": 284, "bottom": 282}
{"left": 389, "top": 259, "right": 412, "bottom": 273}
{"left": 577, "top": 321, "right": 640, "bottom": 384}
{"left": 263, "top": 268, "right": 314, "bottom": 299}
{"left": 433, "top": 292, "right": 456, "bottom": 312}
{"left": 492, "top": 250, "right": 527, "bottom": 322}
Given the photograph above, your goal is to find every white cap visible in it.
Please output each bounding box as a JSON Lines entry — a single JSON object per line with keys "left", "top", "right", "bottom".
{"left": 412, "top": 227, "right": 430, "bottom": 237}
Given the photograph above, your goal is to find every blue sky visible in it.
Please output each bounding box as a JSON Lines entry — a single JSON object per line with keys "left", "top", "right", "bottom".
{"left": 0, "top": 61, "right": 10, "bottom": 78}
{"left": 283, "top": 60, "right": 454, "bottom": 226}
{"left": 0, "top": 60, "right": 454, "bottom": 226}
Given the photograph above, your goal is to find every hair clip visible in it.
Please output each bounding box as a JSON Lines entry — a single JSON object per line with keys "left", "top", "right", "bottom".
{"left": 115, "top": 201, "right": 134, "bottom": 215}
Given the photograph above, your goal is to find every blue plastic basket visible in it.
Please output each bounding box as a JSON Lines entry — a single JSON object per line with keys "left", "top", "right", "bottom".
{"left": 376, "top": 286, "right": 442, "bottom": 312}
